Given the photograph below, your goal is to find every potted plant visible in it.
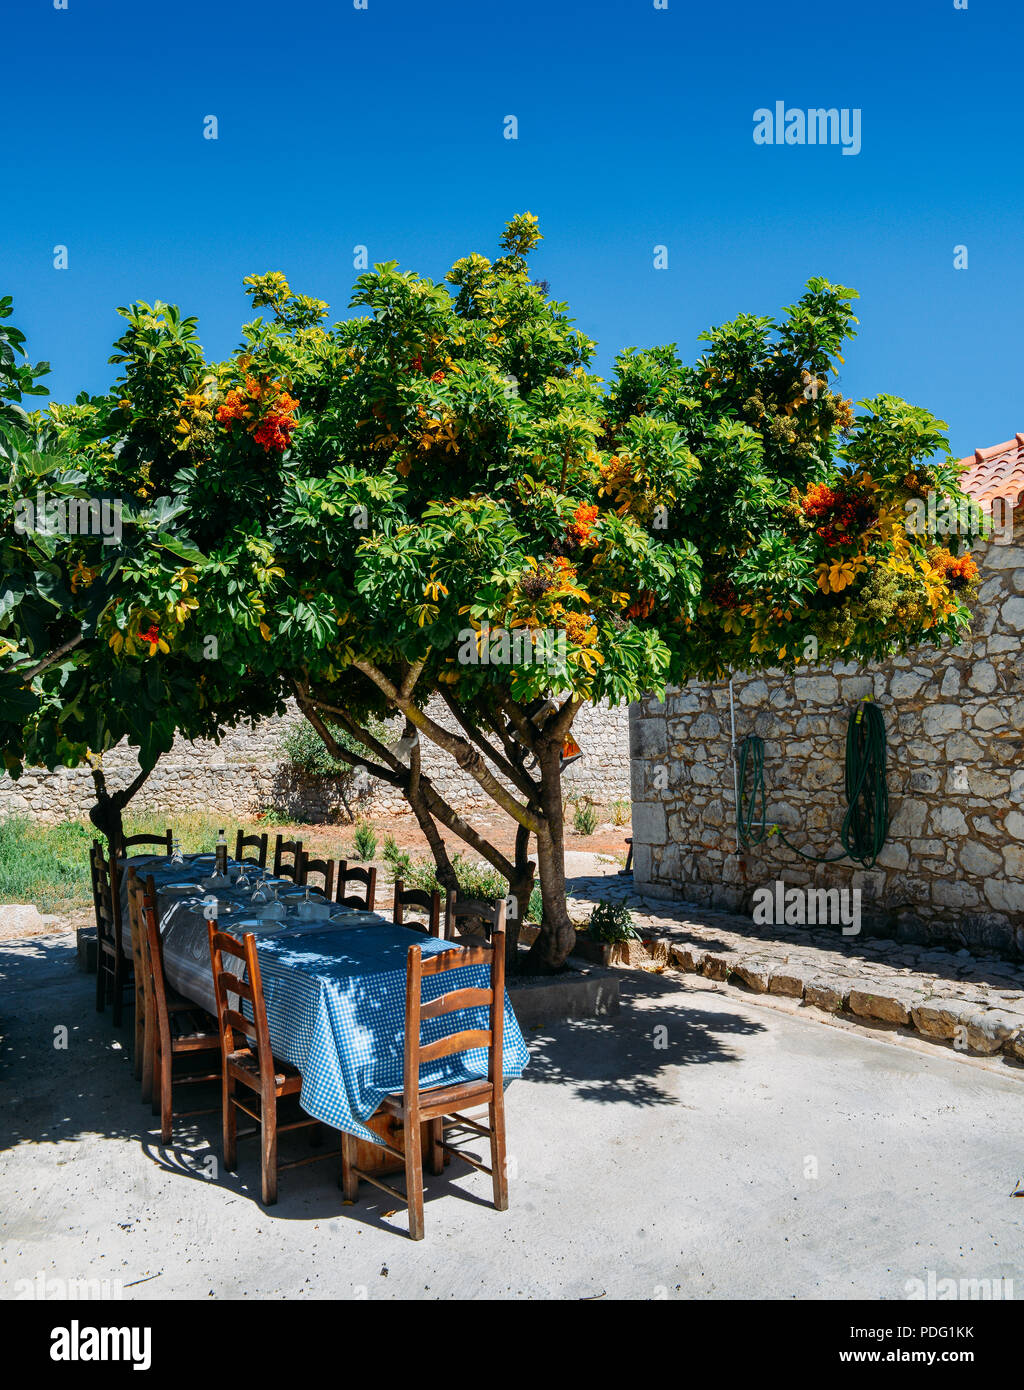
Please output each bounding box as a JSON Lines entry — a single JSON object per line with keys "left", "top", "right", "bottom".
{"left": 573, "top": 900, "right": 641, "bottom": 965}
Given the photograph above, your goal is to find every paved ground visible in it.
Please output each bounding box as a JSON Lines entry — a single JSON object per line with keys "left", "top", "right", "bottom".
{"left": 2, "top": 929, "right": 1023, "bottom": 1300}
{"left": 565, "top": 872, "right": 1024, "bottom": 1068}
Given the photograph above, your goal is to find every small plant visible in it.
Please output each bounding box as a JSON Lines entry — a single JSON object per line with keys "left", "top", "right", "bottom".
{"left": 382, "top": 834, "right": 412, "bottom": 879}
{"left": 281, "top": 714, "right": 392, "bottom": 779}
{"left": 585, "top": 900, "right": 640, "bottom": 944}
{"left": 610, "top": 799, "right": 631, "bottom": 827}
{"left": 572, "top": 799, "right": 599, "bottom": 836}
{"left": 255, "top": 807, "right": 292, "bottom": 827}
{"left": 352, "top": 819, "right": 378, "bottom": 862}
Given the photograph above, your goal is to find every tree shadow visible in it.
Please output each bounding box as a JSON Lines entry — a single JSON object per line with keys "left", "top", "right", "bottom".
{"left": 520, "top": 971, "right": 765, "bottom": 1108}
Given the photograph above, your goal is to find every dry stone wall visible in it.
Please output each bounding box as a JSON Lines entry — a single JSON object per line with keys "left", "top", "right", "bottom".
{"left": 630, "top": 522, "right": 1024, "bottom": 956}
{"left": 0, "top": 697, "right": 630, "bottom": 826}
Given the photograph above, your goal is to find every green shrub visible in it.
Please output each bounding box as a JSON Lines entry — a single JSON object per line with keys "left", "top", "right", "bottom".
{"left": 572, "top": 800, "right": 599, "bottom": 836}
{"left": 402, "top": 853, "right": 542, "bottom": 923}
{"left": 352, "top": 819, "right": 378, "bottom": 861}
{"left": 585, "top": 900, "right": 639, "bottom": 943}
{"left": 281, "top": 714, "right": 392, "bottom": 779}
{"left": 382, "top": 834, "right": 412, "bottom": 879}
{"left": 610, "top": 799, "right": 631, "bottom": 827}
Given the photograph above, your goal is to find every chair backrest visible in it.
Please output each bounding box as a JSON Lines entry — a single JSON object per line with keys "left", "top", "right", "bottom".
{"left": 444, "top": 890, "right": 506, "bottom": 942}
{"left": 124, "top": 868, "right": 148, "bottom": 1006}
{"left": 90, "top": 840, "right": 118, "bottom": 948}
{"left": 299, "top": 853, "right": 335, "bottom": 898}
{"left": 272, "top": 835, "right": 304, "bottom": 881}
{"left": 207, "top": 925, "right": 275, "bottom": 1090}
{"left": 404, "top": 919, "right": 506, "bottom": 1113}
{"left": 139, "top": 875, "right": 174, "bottom": 1058}
{"left": 393, "top": 879, "right": 440, "bottom": 937}
{"left": 334, "top": 861, "right": 377, "bottom": 910}
{"left": 122, "top": 829, "right": 173, "bottom": 856}
{"left": 234, "top": 830, "right": 268, "bottom": 867}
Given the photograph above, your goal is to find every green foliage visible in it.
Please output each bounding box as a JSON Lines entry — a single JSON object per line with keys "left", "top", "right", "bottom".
{"left": 381, "top": 833, "right": 412, "bottom": 878}
{"left": 403, "top": 851, "right": 542, "bottom": 922}
{"left": 280, "top": 713, "right": 391, "bottom": 779}
{"left": 585, "top": 900, "right": 639, "bottom": 943}
{"left": 610, "top": 799, "right": 630, "bottom": 826}
{"left": 572, "top": 799, "right": 599, "bottom": 836}
{"left": 0, "top": 816, "right": 92, "bottom": 912}
{"left": 352, "top": 819, "right": 378, "bottom": 861}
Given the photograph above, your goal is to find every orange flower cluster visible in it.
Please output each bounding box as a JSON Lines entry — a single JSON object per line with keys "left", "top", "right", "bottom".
{"left": 933, "top": 551, "right": 979, "bottom": 592}
{"left": 802, "top": 482, "right": 875, "bottom": 548}
{"left": 625, "top": 591, "right": 655, "bottom": 620}
{"left": 217, "top": 376, "right": 299, "bottom": 453}
{"left": 566, "top": 502, "right": 598, "bottom": 547}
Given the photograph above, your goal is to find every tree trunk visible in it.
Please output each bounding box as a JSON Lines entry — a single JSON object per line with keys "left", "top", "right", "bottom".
{"left": 524, "top": 743, "right": 576, "bottom": 973}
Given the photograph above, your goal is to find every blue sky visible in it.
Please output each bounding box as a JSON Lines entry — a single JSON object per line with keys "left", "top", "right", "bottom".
{"left": 4, "top": 0, "right": 1022, "bottom": 459}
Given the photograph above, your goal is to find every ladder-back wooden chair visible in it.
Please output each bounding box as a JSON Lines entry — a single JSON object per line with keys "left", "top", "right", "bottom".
{"left": 392, "top": 880, "right": 441, "bottom": 937}
{"left": 121, "top": 828, "right": 174, "bottom": 857}
{"left": 234, "top": 830, "right": 268, "bottom": 868}
{"left": 341, "top": 907, "right": 509, "bottom": 1240}
{"left": 444, "top": 890, "right": 505, "bottom": 943}
{"left": 334, "top": 862, "right": 377, "bottom": 911}
{"left": 298, "top": 853, "right": 335, "bottom": 898}
{"left": 207, "top": 924, "right": 340, "bottom": 1205}
{"left": 139, "top": 878, "right": 220, "bottom": 1143}
{"left": 91, "top": 840, "right": 132, "bottom": 1025}
{"left": 272, "top": 835, "right": 304, "bottom": 882}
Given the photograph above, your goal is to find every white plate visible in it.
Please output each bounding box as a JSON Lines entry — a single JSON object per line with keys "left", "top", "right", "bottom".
{"left": 231, "top": 918, "right": 285, "bottom": 934}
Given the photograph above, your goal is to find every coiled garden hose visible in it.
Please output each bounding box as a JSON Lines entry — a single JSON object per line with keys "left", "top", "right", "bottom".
{"left": 735, "top": 698, "right": 889, "bottom": 868}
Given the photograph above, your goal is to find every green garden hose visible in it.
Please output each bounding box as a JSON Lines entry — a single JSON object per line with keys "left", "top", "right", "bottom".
{"left": 735, "top": 698, "right": 889, "bottom": 868}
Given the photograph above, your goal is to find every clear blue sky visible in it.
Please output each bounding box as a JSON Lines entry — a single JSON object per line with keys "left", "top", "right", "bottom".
{"left": 4, "top": 0, "right": 1022, "bottom": 460}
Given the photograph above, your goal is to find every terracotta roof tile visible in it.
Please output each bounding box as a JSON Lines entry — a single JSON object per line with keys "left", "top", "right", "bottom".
{"left": 958, "top": 433, "right": 1024, "bottom": 508}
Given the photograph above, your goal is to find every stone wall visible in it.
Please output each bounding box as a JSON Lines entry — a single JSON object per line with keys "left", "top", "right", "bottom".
{"left": 629, "top": 521, "right": 1024, "bottom": 956}
{"left": 0, "top": 697, "right": 630, "bottom": 826}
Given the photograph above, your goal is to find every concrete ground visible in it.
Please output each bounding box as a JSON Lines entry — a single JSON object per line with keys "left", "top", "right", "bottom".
{"left": 2, "top": 928, "right": 1023, "bottom": 1301}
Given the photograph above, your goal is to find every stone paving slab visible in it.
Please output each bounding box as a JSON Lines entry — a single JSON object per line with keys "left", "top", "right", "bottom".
{"left": 565, "top": 874, "right": 1024, "bottom": 1066}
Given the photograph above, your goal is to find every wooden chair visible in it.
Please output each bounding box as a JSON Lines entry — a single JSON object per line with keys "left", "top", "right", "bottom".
{"left": 298, "top": 854, "right": 335, "bottom": 898}
{"left": 272, "top": 835, "right": 304, "bottom": 882}
{"left": 444, "top": 889, "right": 506, "bottom": 943}
{"left": 341, "top": 906, "right": 509, "bottom": 1241}
{"left": 207, "top": 924, "right": 340, "bottom": 1205}
{"left": 393, "top": 880, "right": 441, "bottom": 937}
{"left": 234, "top": 830, "right": 268, "bottom": 868}
{"left": 138, "top": 878, "right": 220, "bottom": 1143}
{"left": 91, "top": 840, "right": 132, "bottom": 1026}
{"left": 121, "top": 829, "right": 174, "bottom": 857}
{"left": 334, "top": 862, "right": 377, "bottom": 911}
{"left": 123, "top": 868, "right": 151, "bottom": 1097}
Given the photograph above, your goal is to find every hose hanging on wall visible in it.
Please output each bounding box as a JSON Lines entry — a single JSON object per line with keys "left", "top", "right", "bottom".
{"left": 735, "top": 697, "right": 889, "bottom": 868}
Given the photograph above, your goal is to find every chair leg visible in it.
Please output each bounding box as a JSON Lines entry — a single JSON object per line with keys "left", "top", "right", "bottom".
{"left": 112, "top": 955, "right": 124, "bottom": 1028}
{"left": 429, "top": 1118, "right": 444, "bottom": 1176}
{"left": 489, "top": 1098, "right": 509, "bottom": 1212}
{"left": 260, "top": 1098, "right": 278, "bottom": 1206}
{"left": 159, "top": 1047, "right": 173, "bottom": 1144}
{"left": 133, "top": 1000, "right": 145, "bottom": 1081}
{"left": 404, "top": 1115, "right": 425, "bottom": 1241}
{"left": 341, "top": 1133, "right": 358, "bottom": 1201}
{"left": 141, "top": 1009, "right": 154, "bottom": 1104}
{"left": 95, "top": 956, "right": 106, "bottom": 1013}
{"left": 223, "top": 1077, "right": 237, "bottom": 1172}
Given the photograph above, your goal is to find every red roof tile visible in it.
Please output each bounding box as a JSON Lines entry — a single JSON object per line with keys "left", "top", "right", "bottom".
{"left": 958, "top": 433, "right": 1024, "bottom": 507}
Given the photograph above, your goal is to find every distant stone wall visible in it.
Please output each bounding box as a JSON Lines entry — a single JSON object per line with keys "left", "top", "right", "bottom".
{"left": 629, "top": 520, "right": 1024, "bottom": 956}
{"left": 0, "top": 697, "right": 630, "bottom": 826}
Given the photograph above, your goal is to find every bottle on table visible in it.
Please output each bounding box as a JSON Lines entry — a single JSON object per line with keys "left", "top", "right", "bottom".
{"left": 216, "top": 828, "right": 228, "bottom": 877}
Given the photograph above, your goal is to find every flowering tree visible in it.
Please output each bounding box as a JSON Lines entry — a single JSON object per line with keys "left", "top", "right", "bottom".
{"left": 152, "top": 218, "right": 976, "bottom": 971}
{"left": 11, "top": 219, "right": 980, "bottom": 972}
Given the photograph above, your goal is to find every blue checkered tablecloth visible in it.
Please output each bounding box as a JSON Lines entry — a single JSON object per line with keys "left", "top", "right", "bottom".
{"left": 121, "top": 856, "right": 530, "bottom": 1145}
